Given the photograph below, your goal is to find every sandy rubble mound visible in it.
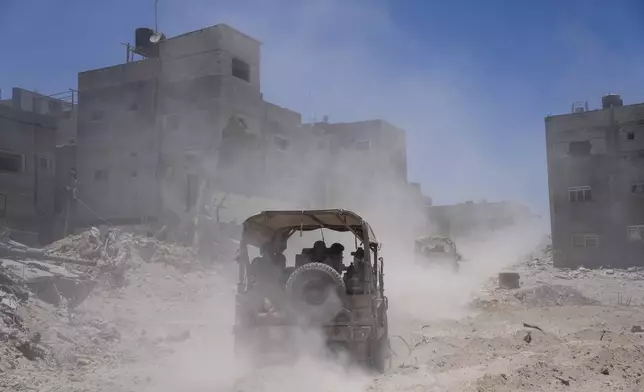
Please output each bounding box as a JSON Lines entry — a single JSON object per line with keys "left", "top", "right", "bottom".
{"left": 44, "top": 227, "right": 205, "bottom": 285}
{"left": 1, "top": 227, "right": 232, "bottom": 392}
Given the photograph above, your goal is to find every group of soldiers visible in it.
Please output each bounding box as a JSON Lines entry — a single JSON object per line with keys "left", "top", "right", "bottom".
{"left": 247, "top": 239, "right": 371, "bottom": 313}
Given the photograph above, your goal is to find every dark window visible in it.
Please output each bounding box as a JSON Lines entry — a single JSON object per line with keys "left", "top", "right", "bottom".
{"left": 572, "top": 234, "right": 598, "bottom": 248}
{"left": 232, "top": 58, "right": 250, "bottom": 82}
{"left": 569, "top": 186, "right": 592, "bottom": 202}
{"left": 128, "top": 101, "right": 139, "bottom": 111}
{"left": 627, "top": 132, "right": 635, "bottom": 140}
{"left": 274, "top": 136, "right": 290, "bottom": 151}
{"left": 130, "top": 171, "right": 138, "bottom": 178}
{"left": 186, "top": 174, "right": 199, "bottom": 211}
{"left": 0, "top": 151, "right": 24, "bottom": 173}
{"left": 568, "top": 140, "right": 591, "bottom": 156}
{"left": 627, "top": 226, "right": 644, "bottom": 241}
{"left": 585, "top": 236, "right": 598, "bottom": 247}
{"left": 94, "top": 169, "right": 109, "bottom": 181}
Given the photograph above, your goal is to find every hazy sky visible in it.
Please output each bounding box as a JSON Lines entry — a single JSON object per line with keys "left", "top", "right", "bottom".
{"left": 1, "top": 0, "right": 643, "bottom": 216}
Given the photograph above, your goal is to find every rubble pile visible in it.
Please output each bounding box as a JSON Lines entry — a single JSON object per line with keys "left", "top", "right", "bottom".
{"left": 554, "top": 266, "right": 644, "bottom": 281}
{"left": 518, "top": 234, "right": 644, "bottom": 280}
{"left": 0, "top": 225, "right": 228, "bottom": 387}
{"left": 513, "top": 284, "right": 599, "bottom": 307}
{"left": 45, "top": 227, "right": 206, "bottom": 284}
{"left": 510, "top": 234, "right": 554, "bottom": 273}
{"left": 0, "top": 262, "right": 117, "bottom": 371}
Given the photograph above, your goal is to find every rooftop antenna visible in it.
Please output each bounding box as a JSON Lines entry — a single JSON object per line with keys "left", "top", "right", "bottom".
{"left": 150, "top": 0, "right": 163, "bottom": 43}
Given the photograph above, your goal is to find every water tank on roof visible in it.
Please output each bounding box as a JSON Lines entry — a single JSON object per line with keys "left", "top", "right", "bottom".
{"left": 602, "top": 94, "right": 623, "bottom": 109}
{"left": 134, "top": 27, "right": 164, "bottom": 58}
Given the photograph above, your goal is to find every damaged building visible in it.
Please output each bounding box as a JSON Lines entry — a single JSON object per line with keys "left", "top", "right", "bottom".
{"left": 75, "top": 23, "right": 421, "bottom": 231}
{"left": 545, "top": 94, "right": 644, "bottom": 268}
{"left": 0, "top": 23, "right": 422, "bottom": 243}
{"left": 0, "top": 88, "right": 77, "bottom": 245}
{"left": 76, "top": 24, "right": 306, "bottom": 229}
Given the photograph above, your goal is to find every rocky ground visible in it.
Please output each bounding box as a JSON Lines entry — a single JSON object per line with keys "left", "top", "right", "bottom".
{"left": 1, "top": 231, "right": 643, "bottom": 391}
{"left": 378, "top": 238, "right": 644, "bottom": 391}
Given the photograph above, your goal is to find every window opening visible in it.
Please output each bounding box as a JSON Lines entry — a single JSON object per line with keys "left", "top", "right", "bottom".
{"left": 627, "top": 225, "right": 644, "bottom": 241}
{"left": 569, "top": 186, "right": 592, "bottom": 202}
{"left": 0, "top": 151, "right": 24, "bottom": 173}
{"left": 572, "top": 234, "right": 598, "bottom": 248}
{"left": 232, "top": 58, "right": 250, "bottom": 82}
{"left": 568, "top": 141, "right": 591, "bottom": 156}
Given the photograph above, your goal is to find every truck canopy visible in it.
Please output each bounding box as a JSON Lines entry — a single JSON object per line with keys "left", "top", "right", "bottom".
{"left": 241, "top": 209, "right": 378, "bottom": 249}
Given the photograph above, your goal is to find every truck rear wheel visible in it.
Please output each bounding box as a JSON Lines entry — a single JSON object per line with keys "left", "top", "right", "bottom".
{"left": 285, "top": 262, "right": 346, "bottom": 324}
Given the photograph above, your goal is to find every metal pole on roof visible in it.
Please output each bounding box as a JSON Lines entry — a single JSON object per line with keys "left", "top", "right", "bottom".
{"left": 155, "top": 0, "right": 159, "bottom": 32}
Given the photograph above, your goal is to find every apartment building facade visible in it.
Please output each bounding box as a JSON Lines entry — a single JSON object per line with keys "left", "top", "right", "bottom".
{"left": 76, "top": 23, "right": 419, "bottom": 229}
{"left": 545, "top": 94, "right": 644, "bottom": 268}
{"left": 77, "top": 24, "right": 308, "bottom": 227}
{"left": 0, "top": 88, "right": 76, "bottom": 244}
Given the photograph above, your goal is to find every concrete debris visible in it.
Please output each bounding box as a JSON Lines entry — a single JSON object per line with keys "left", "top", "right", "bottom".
{"left": 0, "top": 227, "right": 189, "bottom": 366}
{"left": 46, "top": 227, "right": 210, "bottom": 282}
{"left": 553, "top": 266, "right": 644, "bottom": 281}
{"left": 631, "top": 325, "right": 643, "bottom": 333}
{"left": 15, "top": 334, "right": 47, "bottom": 361}
{"left": 516, "top": 237, "right": 644, "bottom": 281}
{"left": 1, "top": 292, "right": 18, "bottom": 311}
{"left": 0, "top": 258, "right": 95, "bottom": 308}
{"left": 515, "top": 285, "right": 599, "bottom": 307}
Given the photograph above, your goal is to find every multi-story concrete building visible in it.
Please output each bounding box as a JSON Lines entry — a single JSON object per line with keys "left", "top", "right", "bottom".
{"left": 545, "top": 94, "right": 644, "bottom": 268}
{"left": 0, "top": 88, "right": 77, "bottom": 244}
{"left": 76, "top": 24, "right": 306, "bottom": 227}
{"left": 76, "top": 24, "right": 418, "bottom": 229}
{"left": 303, "top": 119, "right": 408, "bottom": 206}
{"left": 300, "top": 119, "right": 424, "bottom": 238}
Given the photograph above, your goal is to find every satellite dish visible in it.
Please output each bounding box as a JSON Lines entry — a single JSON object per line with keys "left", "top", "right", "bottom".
{"left": 150, "top": 31, "right": 163, "bottom": 43}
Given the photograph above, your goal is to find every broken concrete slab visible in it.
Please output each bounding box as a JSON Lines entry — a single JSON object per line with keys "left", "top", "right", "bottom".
{"left": 0, "top": 258, "right": 96, "bottom": 308}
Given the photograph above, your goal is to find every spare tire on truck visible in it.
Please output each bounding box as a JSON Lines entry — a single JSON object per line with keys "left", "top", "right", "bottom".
{"left": 285, "top": 262, "right": 347, "bottom": 325}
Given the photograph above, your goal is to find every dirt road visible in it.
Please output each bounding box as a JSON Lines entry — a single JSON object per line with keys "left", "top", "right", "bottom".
{"left": 2, "top": 232, "right": 644, "bottom": 391}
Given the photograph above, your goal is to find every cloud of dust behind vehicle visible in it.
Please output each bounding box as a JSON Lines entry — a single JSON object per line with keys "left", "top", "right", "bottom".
{"left": 383, "top": 219, "right": 546, "bottom": 326}
{"left": 120, "top": 0, "right": 551, "bottom": 390}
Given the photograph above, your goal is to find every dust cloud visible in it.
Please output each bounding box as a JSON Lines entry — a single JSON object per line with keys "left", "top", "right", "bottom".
{"left": 384, "top": 220, "right": 546, "bottom": 325}
{"left": 113, "top": 0, "right": 547, "bottom": 390}
{"left": 135, "top": 218, "right": 544, "bottom": 392}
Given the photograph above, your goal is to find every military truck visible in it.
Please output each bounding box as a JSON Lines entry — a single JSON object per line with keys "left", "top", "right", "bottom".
{"left": 414, "top": 235, "right": 462, "bottom": 273}
{"left": 233, "top": 209, "right": 390, "bottom": 373}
